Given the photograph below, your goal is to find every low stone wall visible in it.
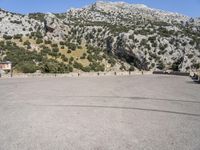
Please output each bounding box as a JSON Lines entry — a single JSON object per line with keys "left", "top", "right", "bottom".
{"left": 0, "top": 71, "right": 153, "bottom": 79}
{"left": 153, "top": 71, "right": 189, "bottom": 76}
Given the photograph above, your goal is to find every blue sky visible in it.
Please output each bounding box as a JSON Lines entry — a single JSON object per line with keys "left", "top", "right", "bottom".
{"left": 0, "top": 0, "right": 200, "bottom": 17}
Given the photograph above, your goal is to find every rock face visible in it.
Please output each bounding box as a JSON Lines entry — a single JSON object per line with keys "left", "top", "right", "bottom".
{"left": 0, "top": 1, "right": 200, "bottom": 72}
{"left": 0, "top": 9, "right": 43, "bottom": 35}
{"left": 44, "top": 13, "right": 69, "bottom": 41}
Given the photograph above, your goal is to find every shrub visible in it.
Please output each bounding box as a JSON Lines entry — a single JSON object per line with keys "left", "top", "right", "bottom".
{"left": 29, "top": 13, "right": 45, "bottom": 22}
{"left": 129, "top": 34, "right": 135, "bottom": 40}
{"left": 24, "top": 40, "right": 31, "bottom": 46}
{"left": 157, "top": 61, "right": 165, "bottom": 70}
{"left": 89, "top": 62, "right": 105, "bottom": 72}
{"left": 44, "top": 40, "right": 52, "bottom": 44}
{"left": 35, "top": 31, "right": 43, "bottom": 38}
{"left": 192, "top": 63, "right": 200, "bottom": 69}
{"left": 181, "top": 42, "right": 187, "bottom": 47}
{"left": 171, "top": 57, "right": 183, "bottom": 71}
{"left": 67, "top": 65, "right": 73, "bottom": 72}
{"left": 3, "top": 34, "right": 12, "bottom": 40}
{"left": 82, "top": 66, "right": 91, "bottom": 72}
{"left": 169, "top": 38, "right": 175, "bottom": 45}
{"left": 151, "top": 63, "right": 155, "bottom": 68}
{"left": 40, "top": 59, "right": 68, "bottom": 73}
{"left": 16, "top": 61, "right": 37, "bottom": 73}
{"left": 80, "top": 53, "right": 87, "bottom": 59}
{"left": 29, "top": 28, "right": 33, "bottom": 32}
{"left": 172, "top": 57, "right": 184, "bottom": 71}
{"left": 189, "top": 40, "right": 195, "bottom": 46}
{"left": 59, "top": 41, "right": 65, "bottom": 45}
{"left": 67, "top": 50, "right": 71, "bottom": 53}
{"left": 0, "top": 41, "right": 4, "bottom": 47}
{"left": 73, "top": 61, "right": 83, "bottom": 70}
{"left": 108, "top": 58, "right": 116, "bottom": 67}
{"left": 69, "top": 57, "right": 74, "bottom": 62}
{"left": 13, "top": 34, "right": 23, "bottom": 39}
{"left": 27, "top": 45, "right": 31, "bottom": 49}
{"left": 52, "top": 48, "right": 59, "bottom": 53}
{"left": 40, "top": 47, "right": 51, "bottom": 55}
{"left": 61, "top": 55, "right": 68, "bottom": 62}
{"left": 98, "top": 28, "right": 102, "bottom": 32}
{"left": 129, "top": 65, "right": 135, "bottom": 71}
{"left": 67, "top": 43, "right": 76, "bottom": 51}
{"left": 51, "top": 43, "right": 58, "bottom": 48}
{"left": 140, "top": 39, "right": 147, "bottom": 46}
{"left": 87, "top": 55, "right": 93, "bottom": 62}
{"left": 187, "top": 54, "right": 194, "bottom": 59}
{"left": 159, "top": 44, "right": 168, "bottom": 51}
{"left": 78, "top": 45, "right": 82, "bottom": 49}
{"left": 172, "top": 63, "right": 179, "bottom": 71}
{"left": 148, "top": 36, "right": 156, "bottom": 43}
{"left": 10, "top": 20, "right": 22, "bottom": 24}
{"left": 36, "top": 38, "right": 43, "bottom": 44}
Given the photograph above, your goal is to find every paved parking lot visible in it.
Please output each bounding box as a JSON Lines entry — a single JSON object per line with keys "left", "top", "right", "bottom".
{"left": 0, "top": 75, "right": 200, "bottom": 150}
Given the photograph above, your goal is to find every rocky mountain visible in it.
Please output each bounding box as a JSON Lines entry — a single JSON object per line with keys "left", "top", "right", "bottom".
{"left": 0, "top": 1, "right": 200, "bottom": 73}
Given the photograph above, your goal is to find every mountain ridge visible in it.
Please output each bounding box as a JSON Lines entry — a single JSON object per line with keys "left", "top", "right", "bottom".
{"left": 0, "top": 1, "right": 200, "bottom": 73}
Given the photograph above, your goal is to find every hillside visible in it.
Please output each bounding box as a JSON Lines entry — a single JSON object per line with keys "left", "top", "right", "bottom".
{"left": 0, "top": 1, "right": 200, "bottom": 73}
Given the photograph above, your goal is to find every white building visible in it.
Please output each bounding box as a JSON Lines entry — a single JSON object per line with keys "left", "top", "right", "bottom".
{"left": 0, "top": 61, "right": 12, "bottom": 71}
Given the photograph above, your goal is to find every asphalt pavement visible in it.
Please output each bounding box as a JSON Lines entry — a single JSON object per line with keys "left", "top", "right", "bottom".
{"left": 0, "top": 75, "right": 200, "bottom": 150}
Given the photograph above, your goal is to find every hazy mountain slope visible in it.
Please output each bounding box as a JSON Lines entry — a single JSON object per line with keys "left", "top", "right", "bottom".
{"left": 0, "top": 1, "right": 200, "bottom": 73}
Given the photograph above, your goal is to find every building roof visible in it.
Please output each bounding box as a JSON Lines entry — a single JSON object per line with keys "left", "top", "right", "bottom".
{"left": 0, "top": 61, "right": 12, "bottom": 64}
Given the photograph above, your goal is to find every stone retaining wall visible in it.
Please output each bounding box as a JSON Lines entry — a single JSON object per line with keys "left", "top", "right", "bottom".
{"left": 0, "top": 71, "right": 153, "bottom": 79}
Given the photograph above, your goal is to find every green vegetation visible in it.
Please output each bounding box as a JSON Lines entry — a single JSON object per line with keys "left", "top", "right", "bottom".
{"left": 16, "top": 61, "right": 38, "bottom": 73}
{"left": 28, "top": 13, "right": 45, "bottom": 22}
{"left": 31, "top": 31, "right": 43, "bottom": 39}
{"left": 13, "top": 34, "right": 23, "bottom": 39}
{"left": 171, "top": 57, "right": 183, "bottom": 71}
{"left": 1, "top": 10, "right": 199, "bottom": 73}
{"left": 41, "top": 59, "right": 72, "bottom": 73}
{"left": 24, "top": 40, "right": 31, "bottom": 46}
{"left": 10, "top": 20, "right": 22, "bottom": 24}
{"left": 3, "top": 35, "right": 12, "bottom": 40}
{"left": 66, "top": 42, "right": 77, "bottom": 51}
{"left": 36, "top": 38, "right": 43, "bottom": 44}
{"left": 129, "top": 65, "right": 135, "bottom": 71}
{"left": 44, "top": 40, "right": 52, "bottom": 44}
{"left": 157, "top": 60, "right": 165, "bottom": 70}
{"left": 0, "top": 40, "right": 73, "bottom": 73}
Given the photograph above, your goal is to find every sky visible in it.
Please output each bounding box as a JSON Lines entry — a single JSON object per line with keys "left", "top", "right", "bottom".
{"left": 0, "top": 0, "right": 200, "bottom": 17}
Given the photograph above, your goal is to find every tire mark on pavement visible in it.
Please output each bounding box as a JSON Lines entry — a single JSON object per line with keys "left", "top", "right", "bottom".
{"left": 24, "top": 103, "right": 200, "bottom": 117}
{"left": 58, "top": 96, "right": 200, "bottom": 104}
